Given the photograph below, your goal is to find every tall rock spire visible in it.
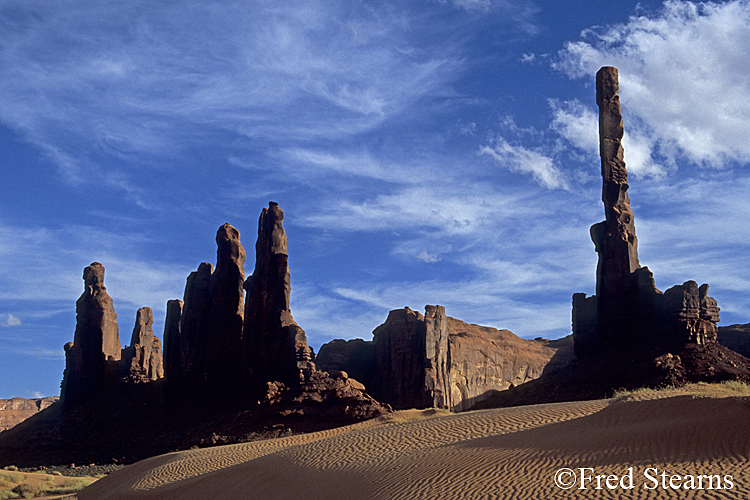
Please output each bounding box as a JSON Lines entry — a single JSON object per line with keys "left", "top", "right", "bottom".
{"left": 594, "top": 66, "right": 640, "bottom": 299}
{"left": 573, "top": 66, "right": 723, "bottom": 359}
{"left": 61, "top": 262, "right": 122, "bottom": 401}
{"left": 243, "top": 202, "right": 314, "bottom": 386}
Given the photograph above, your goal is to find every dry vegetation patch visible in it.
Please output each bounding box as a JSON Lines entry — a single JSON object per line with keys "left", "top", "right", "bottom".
{"left": 0, "top": 468, "right": 97, "bottom": 499}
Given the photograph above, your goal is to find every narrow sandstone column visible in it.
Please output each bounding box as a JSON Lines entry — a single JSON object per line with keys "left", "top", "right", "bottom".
{"left": 595, "top": 66, "right": 640, "bottom": 298}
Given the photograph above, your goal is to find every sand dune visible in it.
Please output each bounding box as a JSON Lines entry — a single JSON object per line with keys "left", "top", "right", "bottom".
{"left": 79, "top": 385, "right": 750, "bottom": 500}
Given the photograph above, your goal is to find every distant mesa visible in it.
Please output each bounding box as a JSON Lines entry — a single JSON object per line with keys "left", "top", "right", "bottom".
{"left": 318, "top": 305, "right": 573, "bottom": 412}
{"left": 0, "top": 397, "right": 58, "bottom": 433}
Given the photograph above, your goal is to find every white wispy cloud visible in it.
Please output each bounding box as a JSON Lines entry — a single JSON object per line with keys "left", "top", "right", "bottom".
{"left": 0, "top": 1, "right": 468, "bottom": 185}
{"left": 479, "top": 138, "right": 569, "bottom": 189}
{"left": 554, "top": 0, "right": 750, "bottom": 168}
{"left": 1, "top": 314, "right": 21, "bottom": 327}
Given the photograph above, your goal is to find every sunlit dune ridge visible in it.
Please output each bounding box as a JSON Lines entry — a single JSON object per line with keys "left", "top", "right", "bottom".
{"left": 80, "top": 383, "right": 750, "bottom": 500}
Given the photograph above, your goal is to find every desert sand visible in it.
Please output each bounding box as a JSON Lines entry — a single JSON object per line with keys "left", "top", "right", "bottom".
{"left": 79, "top": 384, "right": 750, "bottom": 500}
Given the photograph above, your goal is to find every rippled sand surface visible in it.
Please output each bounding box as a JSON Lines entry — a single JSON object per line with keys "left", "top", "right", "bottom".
{"left": 79, "top": 386, "right": 750, "bottom": 500}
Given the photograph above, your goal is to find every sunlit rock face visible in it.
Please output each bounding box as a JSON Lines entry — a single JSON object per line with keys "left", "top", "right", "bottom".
{"left": 121, "top": 307, "right": 164, "bottom": 383}
{"left": 365, "top": 305, "right": 567, "bottom": 411}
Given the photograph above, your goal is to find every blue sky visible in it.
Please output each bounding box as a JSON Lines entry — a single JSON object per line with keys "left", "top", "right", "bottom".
{"left": 3, "top": 0, "right": 750, "bottom": 398}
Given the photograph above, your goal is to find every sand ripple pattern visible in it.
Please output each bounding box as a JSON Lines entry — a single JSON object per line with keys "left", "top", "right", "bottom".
{"left": 80, "top": 394, "right": 750, "bottom": 500}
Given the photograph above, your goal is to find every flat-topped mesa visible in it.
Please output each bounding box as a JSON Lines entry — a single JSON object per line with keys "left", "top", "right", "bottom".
{"left": 243, "top": 202, "right": 315, "bottom": 387}
{"left": 61, "top": 262, "right": 122, "bottom": 401}
{"left": 121, "top": 307, "right": 164, "bottom": 383}
{"left": 573, "top": 67, "right": 723, "bottom": 359}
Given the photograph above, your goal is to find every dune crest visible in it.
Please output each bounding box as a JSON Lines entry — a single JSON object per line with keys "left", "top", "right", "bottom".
{"left": 80, "top": 386, "right": 750, "bottom": 500}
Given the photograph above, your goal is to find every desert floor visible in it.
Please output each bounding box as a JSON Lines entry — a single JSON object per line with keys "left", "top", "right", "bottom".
{"left": 78, "top": 383, "right": 750, "bottom": 500}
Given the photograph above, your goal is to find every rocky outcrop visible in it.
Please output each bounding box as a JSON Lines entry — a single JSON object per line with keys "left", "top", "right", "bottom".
{"left": 121, "top": 307, "right": 164, "bottom": 383}
{"left": 572, "top": 67, "right": 724, "bottom": 358}
{"left": 243, "top": 202, "right": 315, "bottom": 386}
{"left": 365, "top": 306, "right": 570, "bottom": 411}
{"left": 171, "top": 223, "right": 246, "bottom": 389}
{"left": 61, "top": 262, "right": 122, "bottom": 401}
{"left": 0, "top": 397, "right": 58, "bottom": 432}
{"left": 177, "top": 262, "right": 213, "bottom": 384}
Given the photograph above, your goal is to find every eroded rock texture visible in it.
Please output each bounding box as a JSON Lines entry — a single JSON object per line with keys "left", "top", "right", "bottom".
{"left": 61, "top": 262, "right": 122, "bottom": 401}
{"left": 446, "top": 317, "right": 564, "bottom": 411}
{"left": 367, "top": 306, "right": 569, "bottom": 411}
{"left": 572, "top": 67, "right": 723, "bottom": 358}
{"left": 121, "top": 307, "right": 164, "bottom": 383}
{"left": 244, "top": 202, "right": 315, "bottom": 386}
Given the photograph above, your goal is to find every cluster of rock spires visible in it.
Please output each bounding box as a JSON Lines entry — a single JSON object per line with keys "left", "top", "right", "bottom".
{"left": 51, "top": 66, "right": 750, "bottom": 426}
{"left": 61, "top": 202, "right": 385, "bottom": 424}
{"left": 61, "top": 263, "right": 163, "bottom": 401}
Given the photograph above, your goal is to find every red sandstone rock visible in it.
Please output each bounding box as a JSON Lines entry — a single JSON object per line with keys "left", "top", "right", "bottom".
{"left": 369, "top": 306, "right": 569, "bottom": 411}
{"left": 243, "top": 202, "right": 315, "bottom": 386}
{"left": 61, "top": 263, "right": 122, "bottom": 401}
{"left": 121, "top": 307, "right": 164, "bottom": 383}
{"left": 0, "top": 397, "right": 58, "bottom": 432}
{"left": 573, "top": 67, "right": 724, "bottom": 359}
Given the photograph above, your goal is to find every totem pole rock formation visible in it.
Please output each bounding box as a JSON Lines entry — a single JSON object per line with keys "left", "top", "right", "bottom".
{"left": 121, "top": 307, "right": 164, "bottom": 383}
{"left": 243, "top": 202, "right": 315, "bottom": 386}
{"left": 61, "top": 262, "right": 122, "bottom": 401}
{"left": 572, "top": 67, "right": 722, "bottom": 358}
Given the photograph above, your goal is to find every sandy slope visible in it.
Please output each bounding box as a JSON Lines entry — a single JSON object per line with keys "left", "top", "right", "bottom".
{"left": 79, "top": 386, "right": 750, "bottom": 500}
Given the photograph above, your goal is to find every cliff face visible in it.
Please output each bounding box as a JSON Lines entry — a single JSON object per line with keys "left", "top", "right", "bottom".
{"left": 446, "top": 317, "right": 564, "bottom": 411}
{"left": 339, "top": 306, "right": 571, "bottom": 411}
{"left": 315, "top": 339, "right": 375, "bottom": 388}
{"left": 0, "top": 397, "right": 58, "bottom": 432}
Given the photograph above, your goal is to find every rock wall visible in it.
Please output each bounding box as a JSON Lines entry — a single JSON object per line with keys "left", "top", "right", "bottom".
{"left": 718, "top": 323, "right": 750, "bottom": 358}
{"left": 446, "top": 317, "right": 563, "bottom": 411}
{"left": 0, "top": 397, "right": 58, "bottom": 432}
{"left": 243, "top": 202, "right": 315, "bottom": 386}
{"left": 357, "top": 306, "right": 570, "bottom": 411}
{"left": 572, "top": 67, "right": 722, "bottom": 358}
{"left": 162, "top": 299, "right": 183, "bottom": 382}
{"left": 315, "top": 339, "right": 375, "bottom": 389}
